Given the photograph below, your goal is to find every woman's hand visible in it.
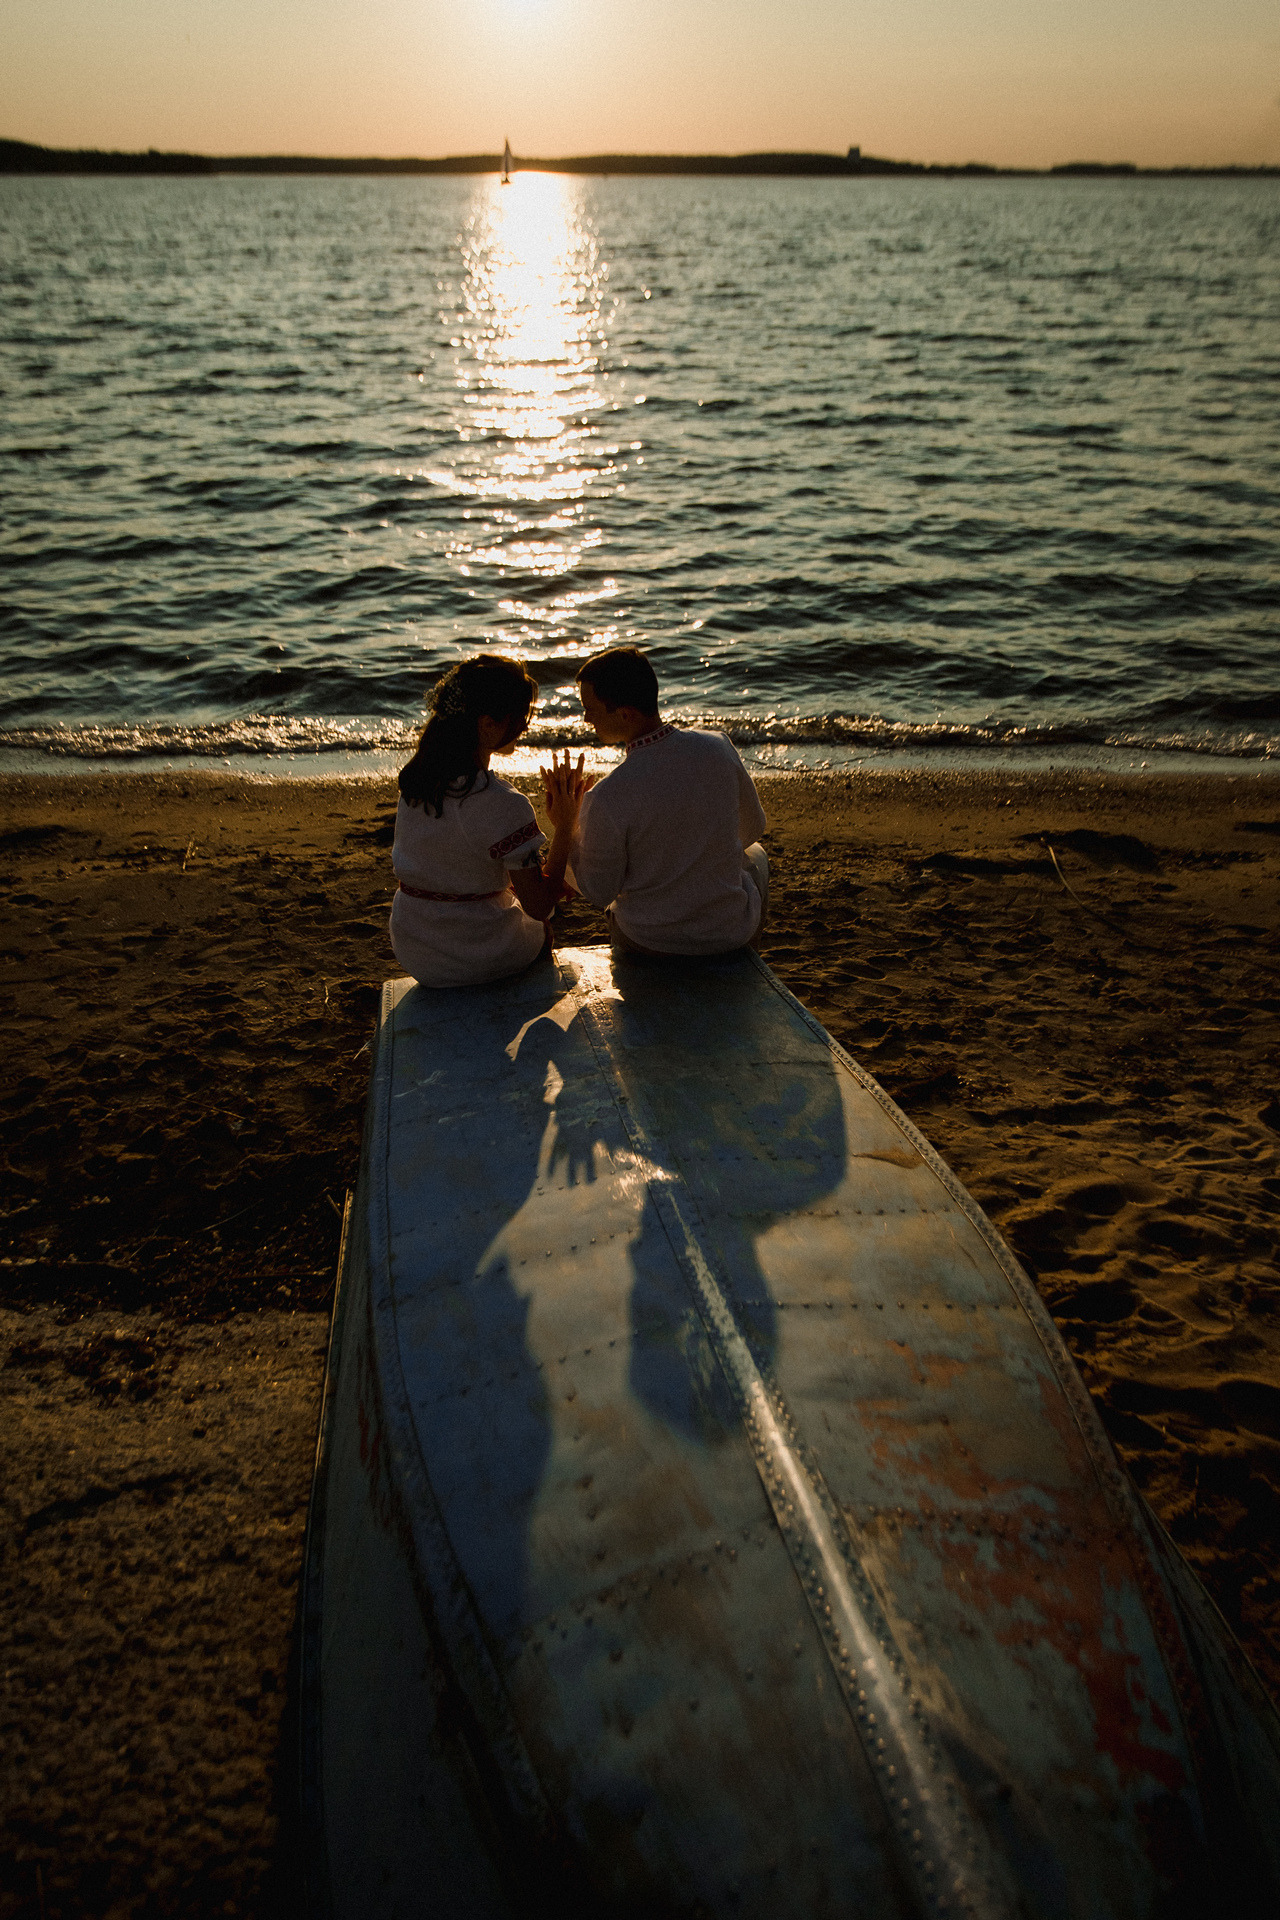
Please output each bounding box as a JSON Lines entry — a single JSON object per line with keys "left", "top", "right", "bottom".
{"left": 540, "top": 750, "right": 593, "bottom": 833}
{"left": 510, "top": 752, "right": 594, "bottom": 924}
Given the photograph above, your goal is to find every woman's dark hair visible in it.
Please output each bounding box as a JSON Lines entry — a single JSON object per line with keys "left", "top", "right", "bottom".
{"left": 399, "top": 654, "right": 539, "bottom": 815}
{"left": 577, "top": 645, "right": 659, "bottom": 715}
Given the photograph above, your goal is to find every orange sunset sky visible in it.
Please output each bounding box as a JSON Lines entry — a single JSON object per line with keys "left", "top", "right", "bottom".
{"left": 3, "top": 0, "right": 1279, "bottom": 170}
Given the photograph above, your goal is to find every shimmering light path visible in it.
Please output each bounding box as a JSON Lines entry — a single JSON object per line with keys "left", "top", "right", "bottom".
{"left": 431, "top": 176, "right": 623, "bottom": 657}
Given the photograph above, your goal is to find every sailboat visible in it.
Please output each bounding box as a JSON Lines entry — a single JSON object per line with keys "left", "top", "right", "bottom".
{"left": 501, "top": 138, "right": 512, "bottom": 185}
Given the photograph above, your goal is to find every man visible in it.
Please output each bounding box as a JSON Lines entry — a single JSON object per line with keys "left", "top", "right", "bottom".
{"left": 568, "top": 646, "right": 768, "bottom": 955}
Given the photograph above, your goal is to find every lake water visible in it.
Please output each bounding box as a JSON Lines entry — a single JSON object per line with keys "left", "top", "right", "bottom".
{"left": 1, "top": 171, "right": 1277, "bottom": 772}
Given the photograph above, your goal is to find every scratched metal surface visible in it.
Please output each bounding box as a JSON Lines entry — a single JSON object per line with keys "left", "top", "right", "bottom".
{"left": 311, "top": 944, "right": 1280, "bottom": 1919}
{"left": 303, "top": 1170, "right": 519, "bottom": 1920}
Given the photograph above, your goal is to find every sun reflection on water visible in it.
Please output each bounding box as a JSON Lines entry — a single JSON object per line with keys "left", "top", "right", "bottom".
{"left": 427, "top": 174, "right": 633, "bottom": 690}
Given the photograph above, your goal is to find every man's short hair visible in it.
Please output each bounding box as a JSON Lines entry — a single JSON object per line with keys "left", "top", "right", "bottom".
{"left": 577, "top": 646, "right": 659, "bottom": 714}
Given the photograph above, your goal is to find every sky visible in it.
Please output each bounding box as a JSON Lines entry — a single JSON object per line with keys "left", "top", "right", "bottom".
{"left": 3, "top": 0, "right": 1279, "bottom": 170}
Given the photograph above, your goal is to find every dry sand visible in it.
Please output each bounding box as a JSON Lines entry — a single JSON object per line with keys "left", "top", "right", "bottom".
{"left": 2, "top": 765, "right": 1278, "bottom": 1917}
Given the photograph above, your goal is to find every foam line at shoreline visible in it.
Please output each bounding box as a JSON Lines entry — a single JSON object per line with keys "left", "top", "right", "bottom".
{"left": 1, "top": 746, "right": 1276, "bottom": 783}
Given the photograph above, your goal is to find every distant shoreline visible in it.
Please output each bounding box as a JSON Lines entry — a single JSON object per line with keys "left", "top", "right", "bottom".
{"left": 2, "top": 137, "right": 1277, "bottom": 179}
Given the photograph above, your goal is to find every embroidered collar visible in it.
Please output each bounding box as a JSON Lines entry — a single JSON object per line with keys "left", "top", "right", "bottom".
{"left": 625, "top": 723, "right": 676, "bottom": 757}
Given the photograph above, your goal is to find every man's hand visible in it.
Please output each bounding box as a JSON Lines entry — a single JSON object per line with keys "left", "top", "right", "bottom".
{"left": 540, "top": 750, "right": 594, "bottom": 833}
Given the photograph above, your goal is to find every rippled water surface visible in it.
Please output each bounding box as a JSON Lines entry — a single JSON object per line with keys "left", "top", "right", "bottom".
{"left": 2, "top": 171, "right": 1278, "bottom": 765}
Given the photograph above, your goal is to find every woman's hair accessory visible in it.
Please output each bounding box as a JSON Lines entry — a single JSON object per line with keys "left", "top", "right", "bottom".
{"left": 432, "top": 673, "right": 467, "bottom": 717}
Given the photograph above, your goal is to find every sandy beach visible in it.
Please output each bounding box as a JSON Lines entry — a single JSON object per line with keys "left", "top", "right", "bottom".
{"left": 2, "top": 763, "right": 1278, "bottom": 1917}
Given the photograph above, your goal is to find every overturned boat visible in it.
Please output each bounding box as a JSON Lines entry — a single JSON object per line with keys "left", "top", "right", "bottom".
{"left": 300, "top": 946, "right": 1280, "bottom": 1917}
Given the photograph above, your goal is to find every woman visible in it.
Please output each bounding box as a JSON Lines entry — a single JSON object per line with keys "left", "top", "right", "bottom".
{"left": 389, "top": 654, "right": 590, "bottom": 989}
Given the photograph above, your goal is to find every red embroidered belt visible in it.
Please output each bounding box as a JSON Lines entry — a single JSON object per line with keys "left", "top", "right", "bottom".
{"left": 398, "top": 881, "right": 510, "bottom": 903}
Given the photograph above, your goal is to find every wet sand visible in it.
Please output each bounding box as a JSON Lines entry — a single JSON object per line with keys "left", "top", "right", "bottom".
{"left": 2, "top": 765, "right": 1278, "bottom": 1916}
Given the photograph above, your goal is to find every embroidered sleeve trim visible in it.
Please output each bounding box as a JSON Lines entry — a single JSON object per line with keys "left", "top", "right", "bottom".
{"left": 489, "top": 818, "right": 542, "bottom": 859}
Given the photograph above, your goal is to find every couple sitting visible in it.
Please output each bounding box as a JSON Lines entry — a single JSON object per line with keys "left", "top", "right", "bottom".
{"left": 389, "top": 646, "right": 768, "bottom": 990}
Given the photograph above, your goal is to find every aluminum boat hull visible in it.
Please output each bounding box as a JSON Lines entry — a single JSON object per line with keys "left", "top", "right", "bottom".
{"left": 300, "top": 947, "right": 1280, "bottom": 1918}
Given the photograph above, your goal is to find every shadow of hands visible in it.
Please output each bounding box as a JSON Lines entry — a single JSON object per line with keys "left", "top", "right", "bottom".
{"left": 544, "top": 1103, "right": 603, "bottom": 1188}
{"left": 510, "top": 1001, "right": 617, "bottom": 1192}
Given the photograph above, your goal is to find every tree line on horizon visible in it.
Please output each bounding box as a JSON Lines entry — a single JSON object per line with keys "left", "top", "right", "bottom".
{"left": 1, "top": 136, "right": 1274, "bottom": 179}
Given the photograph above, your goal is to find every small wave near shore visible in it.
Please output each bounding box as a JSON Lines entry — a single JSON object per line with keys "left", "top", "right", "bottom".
{"left": 1, "top": 707, "right": 1275, "bottom": 772}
